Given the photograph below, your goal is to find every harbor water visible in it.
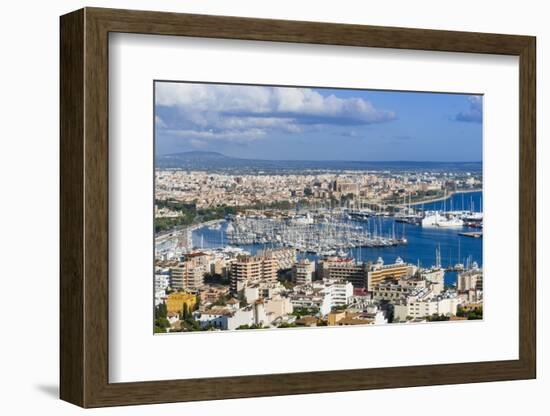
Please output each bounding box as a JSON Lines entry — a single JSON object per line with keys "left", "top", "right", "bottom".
{"left": 416, "top": 190, "right": 482, "bottom": 212}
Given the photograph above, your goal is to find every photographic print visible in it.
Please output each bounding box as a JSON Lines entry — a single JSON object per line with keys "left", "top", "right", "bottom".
{"left": 154, "top": 81, "right": 483, "bottom": 333}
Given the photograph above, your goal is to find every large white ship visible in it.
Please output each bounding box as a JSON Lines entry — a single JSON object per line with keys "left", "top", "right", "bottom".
{"left": 435, "top": 216, "right": 464, "bottom": 227}
{"left": 421, "top": 211, "right": 464, "bottom": 227}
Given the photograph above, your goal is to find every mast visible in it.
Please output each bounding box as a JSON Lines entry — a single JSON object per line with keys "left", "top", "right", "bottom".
{"left": 435, "top": 244, "right": 441, "bottom": 269}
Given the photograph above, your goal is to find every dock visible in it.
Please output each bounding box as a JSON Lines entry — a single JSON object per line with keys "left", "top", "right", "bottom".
{"left": 458, "top": 231, "right": 482, "bottom": 238}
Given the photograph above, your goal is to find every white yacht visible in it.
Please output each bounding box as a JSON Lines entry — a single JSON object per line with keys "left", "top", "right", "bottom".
{"left": 421, "top": 211, "right": 440, "bottom": 227}
{"left": 422, "top": 211, "right": 464, "bottom": 227}
{"left": 436, "top": 216, "right": 464, "bottom": 227}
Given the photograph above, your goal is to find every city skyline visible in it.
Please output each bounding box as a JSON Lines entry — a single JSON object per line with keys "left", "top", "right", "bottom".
{"left": 155, "top": 81, "right": 483, "bottom": 162}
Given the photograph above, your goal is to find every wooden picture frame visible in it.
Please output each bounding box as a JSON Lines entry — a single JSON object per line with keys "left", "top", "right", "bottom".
{"left": 60, "top": 7, "right": 536, "bottom": 408}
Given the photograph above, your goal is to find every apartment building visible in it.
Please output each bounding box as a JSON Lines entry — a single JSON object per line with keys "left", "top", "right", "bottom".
{"left": 367, "top": 257, "right": 415, "bottom": 291}
{"left": 230, "top": 255, "right": 279, "bottom": 293}
{"left": 292, "top": 259, "right": 316, "bottom": 285}
{"left": 394, "top": 295, "right": 460, "bottom": 321}
{"left": 457, "top": 269, "right": 483, "bottom": 292}
{"left": 318, "top": 257, "right": 369, "bottom": 288}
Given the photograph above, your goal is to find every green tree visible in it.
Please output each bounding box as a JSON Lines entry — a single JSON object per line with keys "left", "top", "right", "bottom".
{"left": 456, "top": 306, "right": 482, "bottom": 320}
{"left": 467, "top": 307, "right": 483, "bottom": 320}
{"left": 181, "top": 303, "right": 189, "bottom": 320}
{"left": 154, "top": 303, "right": 169, "bottom": 333}
{"left": 155, "top": 302, "right": 167, "bottom": 320}
{"left": 426, "top": 314, "right": 450, "bottom": 322}
{"left": 291, "top": 307, "right": 319, "bottom": 317}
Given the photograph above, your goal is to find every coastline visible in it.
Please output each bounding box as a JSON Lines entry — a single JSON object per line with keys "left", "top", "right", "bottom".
{"left": 408, "top": 188, "right": 482, "bottom": 207}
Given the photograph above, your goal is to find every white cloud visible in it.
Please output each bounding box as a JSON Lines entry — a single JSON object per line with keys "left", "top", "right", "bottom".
{"left": 455, "top": 95, "right": 482, "bottom": 123}
{"left": 155, "top": 83, "right": 396, "bottom": 142}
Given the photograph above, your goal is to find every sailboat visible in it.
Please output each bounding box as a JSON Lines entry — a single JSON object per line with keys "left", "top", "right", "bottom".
{"left": 399, "top": 221, "right": 407, "bottom": 244}
{"left": 454, "top": 239, "right": 464, "bottom": 271}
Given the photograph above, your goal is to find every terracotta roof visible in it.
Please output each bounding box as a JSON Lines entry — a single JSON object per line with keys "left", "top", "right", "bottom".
{"left": 295, "top": 316, "right": 318, "bottom": 326}
{"left": 338, "top": 318, "right": 373, "bottom": 325}
{"left": 186, "top": 252, "right": 209, "bottom": 258}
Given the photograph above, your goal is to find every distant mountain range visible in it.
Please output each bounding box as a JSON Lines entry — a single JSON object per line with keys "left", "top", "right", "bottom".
{"left": 155, "top": 151, "right": 482, "bottom": 173}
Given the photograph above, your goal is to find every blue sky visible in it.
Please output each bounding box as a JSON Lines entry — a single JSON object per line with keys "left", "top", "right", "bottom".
{"left": 155, "top": 82, "right": 482, "bottom": 162}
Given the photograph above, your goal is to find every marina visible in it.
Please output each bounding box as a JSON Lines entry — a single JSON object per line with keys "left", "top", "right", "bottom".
{"left": 191, "top": 213, "right": 482, "bottom": 287}
{"left": 225, "top": 212, "right": 407, "bottom": 255}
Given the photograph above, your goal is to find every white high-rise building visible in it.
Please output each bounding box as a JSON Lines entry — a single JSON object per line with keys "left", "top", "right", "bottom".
{"left": 324, "top": 279, "right": 354, "bottom": 307}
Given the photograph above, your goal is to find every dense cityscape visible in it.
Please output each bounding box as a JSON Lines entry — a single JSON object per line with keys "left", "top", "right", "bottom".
{"left": 154, "top": 161, "right": 483, "bottom": 333}
{"left": 153, "top": 82, "right": 483, "bottom": 333}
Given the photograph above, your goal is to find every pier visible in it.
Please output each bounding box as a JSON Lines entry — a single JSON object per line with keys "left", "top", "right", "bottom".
{"left": 458, "top": 231, "right": 482, "bottom": 238}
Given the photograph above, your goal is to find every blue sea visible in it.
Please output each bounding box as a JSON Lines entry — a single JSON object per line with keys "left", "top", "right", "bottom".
{"left": 193, "top": 191, "right": 483, "bottom": 287}
{"left": 417, "top": 190, "right": 482, "bottom": 212}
